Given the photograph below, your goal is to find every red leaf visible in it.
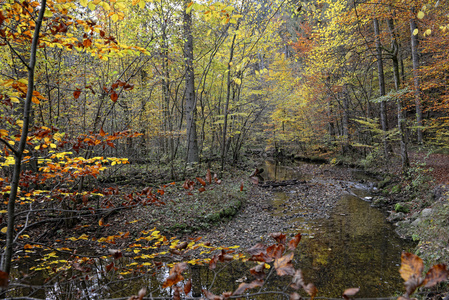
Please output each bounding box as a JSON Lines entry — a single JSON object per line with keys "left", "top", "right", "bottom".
{"left": 184, "top": 279, "right": 192, "bottom": 295}
{"left": 83, "top": 38, "right": 92, "bottom": 47}
{"left": 73, "top": 89, "right": 81, "bottom": 99}
{"left": 267, "top": 244, "right": 285, "bottom": 260}
{"left": 162, "top": 263, "right": 188, "bottom": 288}
{"left": 240, "top": 182, "right": 244, "bottom": 191}
{"left": 99, "top": 127, "right": 106, "bottom": 137}
{"left": 198, "top": 187, "right": 206, "bottom": 193}
{"left": 270, "top": 232, "right": 287, "bottom": 245}
{"left": 288, "top": 233, "right": 301, "bottom": 250}
{"left": 196, "top": 177, "right": 206, "bottom": 186}
{"left": 0, "top": 270, "right": 8, "bottom": 288}
{"left": 105, "top": 262, "right": 114, "bottom": 272}
{"left": 110, "top": 91, "right": 118, "bottom": 102}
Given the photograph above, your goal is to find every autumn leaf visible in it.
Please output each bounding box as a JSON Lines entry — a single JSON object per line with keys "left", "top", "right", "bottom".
{"left": 423, "top": 264, "right": 448, "bottom": 288}
{"left": 288, "top": 233, "right": 301, "bottom": 250}
{"left": 108, "top": 249, "right": 123, "bottom": 259}
{"left": 202, "top": 289, "right": 223, "bottom": 300}
{"left": 83, "top": 38, "right": 92, "bottom": 47}
{"left": 110, "top": 91, "right": 118, "bottom": 102}
{"left": 250, "top": 263, "right": 266, "bottom": 280}
{"left": 99, "top": 218, "right": 104, "bottom": 226}
{"left": 274, "top": 252, "right": 295, "bottom": 276}
{"left": 270, "top": 232, "right": 286, "bottom": 244}
{"left": 304, "top": 283, "right": 318, "bottom": 299}
{"left": 232, "top": 279, "right": 263, "bottom": 295}
{"left": 99, "top": 127, "right": 106, "bottom": 137}
{"left": 246, "top": 243, "right": 267, "bottom": 256}
{"left": 105, "top": 262, "right": 114, "bottom": 272}
{"left": 73, "top": 89, "right": 81, "bottom": 99}
{"left": 266, "top": 244, "right": 284, "bottom": 260}
{"left": 162, "top": 263, "right": 188, "bottom": 288}
{"left": 0, "top": 271, "right": 8, "bottom": 288}
{"left": 206, "top": 169, "right": 212, "bottom": 184}
{"left": 343, "top": 287, "right": 360, "bottom": 299}
{"left": 196, "top": 177, "right": 206, "bottom": 186}
{"left": 399, "top": 252, "right": 424, "bottom": 282}
{"left": 291, "top": 269, "right": 305, "bottom": 290}
{"left": 184, "top": 279, "right": 191, "bottom": 295}
{"left": 290, "top": 292, "right": 301, "bottom": 300}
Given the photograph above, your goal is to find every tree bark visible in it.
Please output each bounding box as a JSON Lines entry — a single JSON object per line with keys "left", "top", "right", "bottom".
{"left": 373, "top": 18, "right": 388, "bottom": 160}
{"left": 221, "top": 27, "right": 239, "bottom": 171}
{"left": 2, "top": 0, "right": 47, "bottom": 275}
{"left": 387, "top": 18, "right": 409, "bottom": 170}
{"left": 410, "top": 12, "right": 423, "bottom": 143}
{"left": 183, "top": 0, "right": 199, "bottom": 163}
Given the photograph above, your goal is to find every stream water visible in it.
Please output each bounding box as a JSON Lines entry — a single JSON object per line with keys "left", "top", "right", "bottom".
{"left": 9, "top": 161, "right": 414, "bottom": 299}
{"left": 259, "top": 160, "right": 413, "bottom": 297}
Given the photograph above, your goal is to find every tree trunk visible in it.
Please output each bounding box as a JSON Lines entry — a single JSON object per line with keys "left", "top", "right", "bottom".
{"left": 387, "top": 18, "right": 409, "bottom": 170}
{"left": 221, "top": 27, "right": 239, "bottom": 171}
{"left": 410, "top": 12, "right": 423, "bottom": 143}
{"left": 183, "top": 0, "right": 199, "bottom": 163}
{"left": 2, "top": 0, "right": 47, "bottom": 275}
{"left": 373, "top": 18, "right": 388, "bottom": 161}
{"left": 342, "top": 85, "right": 350, "bottom": 154}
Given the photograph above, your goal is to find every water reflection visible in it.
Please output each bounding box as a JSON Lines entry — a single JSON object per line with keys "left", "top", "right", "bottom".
{"left": 295, "top": 194, "right": 407, "bottom": 297}
{"left": 261, "top": 160, "right": 310, "bottom": 182}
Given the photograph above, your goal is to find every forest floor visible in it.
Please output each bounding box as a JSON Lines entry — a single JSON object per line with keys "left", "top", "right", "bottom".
{"left": 42, "top": 150, "right": 449, "bottom": 253}
{"left": 50, "top": 162, "right": 380, "bottom": 253}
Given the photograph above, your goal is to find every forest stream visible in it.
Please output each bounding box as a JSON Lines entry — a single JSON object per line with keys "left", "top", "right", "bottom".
{"left": 12, "top": 161, "right": 414, "bottom": 299}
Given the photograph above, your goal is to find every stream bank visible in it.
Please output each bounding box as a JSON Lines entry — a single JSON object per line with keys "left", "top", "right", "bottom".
{"left": 196, "top": 160, "right": 415, "bottom": 298}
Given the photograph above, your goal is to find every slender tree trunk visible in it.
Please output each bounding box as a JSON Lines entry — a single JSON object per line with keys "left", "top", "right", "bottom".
{"left": 221, "top": 28, "right": 238, "bottom": 171}
{"left": 342, "top": 85, "right": 350, "bottom": 154}
{"left": 1, "top": 0, "right": 47, "bottom": 275}
{"left": 410, "top": 12, "right": 423, "bottom": 143}
{"left": 183, "top": 0, "right": 199, "bottom": 163}
{"left": 373, "top": 18, "right": 388, "bottom": 160}
{"left": 387, "top": 18, "right": 409, "bottom": 170}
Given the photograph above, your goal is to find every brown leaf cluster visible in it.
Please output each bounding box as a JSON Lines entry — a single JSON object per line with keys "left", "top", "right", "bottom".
{"left": 398, "top": 252, "right": 449, "bottom": 299}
